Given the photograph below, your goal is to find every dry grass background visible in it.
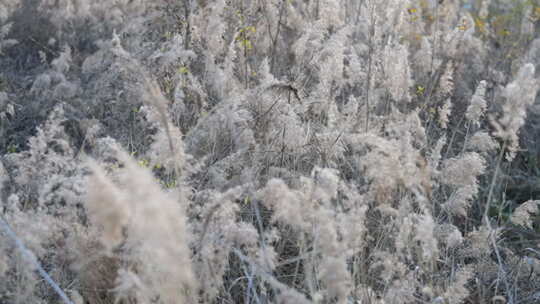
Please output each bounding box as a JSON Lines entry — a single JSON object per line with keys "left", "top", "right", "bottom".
{"left": 1, "top": 0, "right": 540, "bottom": 303}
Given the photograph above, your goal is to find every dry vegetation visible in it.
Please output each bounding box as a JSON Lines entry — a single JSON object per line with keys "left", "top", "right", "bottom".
{"left": 1, "top": 0, "right": 540, "bottom": 303}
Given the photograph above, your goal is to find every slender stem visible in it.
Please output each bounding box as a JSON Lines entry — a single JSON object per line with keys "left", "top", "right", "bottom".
{"left": 244, "top": 38, "right": 249, "bottom": 89}
{"left": 270, "top": 0, "right": 285, "bottom": 74}
{"left": 483, "top": 140, "right": 512, "bottom": 302}
{"left": 430, "top": 0, "right": 439, "bottom": 77}
{"left": 0, "top": 216, "right": 75, "bottom": 304}
{"left": 484, "top": 140, "right": 507, "bottom": 223}
{"left": 460, "top": 121, "right": 471, "bottom": 156}
{"left": 356, "top": 1, "right": 375, "bottom": 132}
{"left": 443, "top": 114, "right": 466, "bottom": 160}
{"left": 366, "top": 14, "right": 374, "bottom": 132}
{"left": 183, "top": 0, "right": 192, "bottom": 50}
{"left": 239, "top": 1, "right": 249, "bottom": 90}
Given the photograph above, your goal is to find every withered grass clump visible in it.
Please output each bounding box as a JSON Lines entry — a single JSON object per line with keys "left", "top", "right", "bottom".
{"left": 78, "top": 254, "right": 119, "bottom": 304}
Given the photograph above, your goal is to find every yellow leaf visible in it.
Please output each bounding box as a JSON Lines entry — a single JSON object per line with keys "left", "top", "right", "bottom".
{"left": 6, "top": 145, "right": 17, "bottom": 153}
{"left": 474, "top": 17, "right": 486, "bottom": 33}
{"left": 178, "top": 66, "right": 189, "bottom": 74}
{"left": 535, "top": 7, "right": 540, "bottom": 18}
{"left": 416, "top": 85, "right": 425, "bottom": 95}
{"left": 500, "top": 29, "right": 511, "bottom": 36}
{"left": 240, "top": 39, "right": 252, "bottom": 50}
{"left": 458, "top": 19, "right": 469, "bottom": 31}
